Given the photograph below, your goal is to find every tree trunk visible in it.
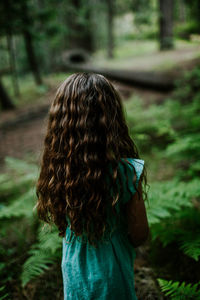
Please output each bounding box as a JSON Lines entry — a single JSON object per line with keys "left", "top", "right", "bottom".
{"left": 21, "top": 0, "right": 43, "bottom": 85}
{"left": 2, "top": 0, "right": 20, "bottom": 96}
{"left": 7, "top": 34, "right": 20, "bottom": 97}
{"left": 159, "top": 0, "right": 174, "bottom": 50}
{"left": 107, "top": 0, "right": 114, "bottom": 58}
{"left": 23, "top": 29, "right": 43, "bottom": 85}
{"left": 0, "top": 79, "right": 15, "bottom": 110}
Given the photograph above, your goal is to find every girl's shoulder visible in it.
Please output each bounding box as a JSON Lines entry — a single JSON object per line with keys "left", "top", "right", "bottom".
{"left": 117, "top": 158, "right": 145, "bottom": 204}
{"left": 119, "top": 158, "right": 144, "bottom": 181}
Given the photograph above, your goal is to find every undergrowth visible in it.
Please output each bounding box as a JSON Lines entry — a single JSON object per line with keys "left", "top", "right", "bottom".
{"left": 125, "top": 66, "right": 200, "bottom": 298}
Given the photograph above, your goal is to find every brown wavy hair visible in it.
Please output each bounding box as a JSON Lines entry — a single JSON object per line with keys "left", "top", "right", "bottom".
{"left": 36, "top": 72, "right": 147, "bottom": 247}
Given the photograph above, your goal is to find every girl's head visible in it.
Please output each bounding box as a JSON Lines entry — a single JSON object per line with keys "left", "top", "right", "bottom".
{"left": 36, "top": 72, "right": 145, "bottom": 246}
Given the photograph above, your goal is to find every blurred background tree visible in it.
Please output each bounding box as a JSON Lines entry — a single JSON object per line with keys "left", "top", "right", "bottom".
{"left": 159, "top": 0, "right": 174, "bottom": 50}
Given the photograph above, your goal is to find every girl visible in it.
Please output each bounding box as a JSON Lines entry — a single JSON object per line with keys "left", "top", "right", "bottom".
{"left": 36, "top": 72, "right": 149, "bottom": 300}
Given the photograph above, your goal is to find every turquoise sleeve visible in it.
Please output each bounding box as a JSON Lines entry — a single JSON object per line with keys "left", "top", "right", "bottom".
{"left": 119, "top": 158, "right": 144, "bottom": 204}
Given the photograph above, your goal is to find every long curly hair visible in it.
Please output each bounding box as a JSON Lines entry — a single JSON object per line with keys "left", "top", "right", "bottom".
{"left": 36, "top": 72, "right": 147, "bottom": 247}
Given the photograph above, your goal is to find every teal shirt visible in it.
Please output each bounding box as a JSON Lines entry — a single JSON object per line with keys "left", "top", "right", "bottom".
{"left": 61, "top": 158, "right": 144, "bottom": 300}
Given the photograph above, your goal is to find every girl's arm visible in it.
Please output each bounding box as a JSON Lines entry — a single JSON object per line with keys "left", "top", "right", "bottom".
{"left": 125, "top": 180, "right": 149, "bottom": 248}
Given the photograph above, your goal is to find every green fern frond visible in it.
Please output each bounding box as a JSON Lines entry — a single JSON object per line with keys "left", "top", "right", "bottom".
{"left": 21, "top": 224, "right": 62, "bottom": 287}
{"left": 38, "top": 225, "right": 62, "bottom": 254}
{"left": 157, "top": 278, "right": 200, "bottom": 299}
{"left": 147, "top": 179, "right": 197, "bottom": 225}
{"left": 150, "top": 222, "right": 182, "bottom": 246}
{"left": 5, "top": 157, "right": 38, "bottom": 174}
{"left": 151, "top": 207, "right": 200, "bottom": 261}
{"left": 21, "top": 248, "right": 58, "bottom": 287}
{"left": 166, "top": 133, "right": 200, "bottom": 158}
{"left": 0, "top": 187, "right": 36, "bottom": 219}
{"left": 0, "top": 157, "right": 38, "bottom": 199}
{"left": 0, "top": 285, "right": 9, "bottom": 300}
{"left": 0, "top": 172, "right": 36, "bottom": 193}
{"left": 179, "top": 233, "right": 200, "bottom": 261}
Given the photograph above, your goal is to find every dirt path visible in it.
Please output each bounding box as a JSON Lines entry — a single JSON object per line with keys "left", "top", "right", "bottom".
{"left": 93, "top": 42, "right": 200, "bottom": 72}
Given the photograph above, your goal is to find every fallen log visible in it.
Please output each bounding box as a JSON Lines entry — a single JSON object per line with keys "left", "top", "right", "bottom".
{"left": 61, "top": 63, "right": 174, "bottom": 91}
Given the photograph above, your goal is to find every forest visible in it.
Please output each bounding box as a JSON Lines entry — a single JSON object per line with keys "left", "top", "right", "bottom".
{"left": 0, "top": 0, "right": 200, "bottom": 299}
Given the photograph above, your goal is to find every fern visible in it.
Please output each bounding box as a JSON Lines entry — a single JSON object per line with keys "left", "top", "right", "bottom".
{"left": 37, "top": 225, "right": 62, "bottom": 254}
{"left": 125, "top": 96, "right": 174, "bottom": 151}
{"left": 21, "top": 224, "right": 62, "bottom": 287}
{"left": 146, "top": 179, "right": 200, "bottom": 226}
{"left": 150, "top": 206, "right": 200, "bottom": 261}
{"left": 0, "top": 187, "right": 36, "bottom": 219}
{"left": 0, "top": 157, "right": 38, "bottom": 205}
{"left": 166, "top": 133, "right": 200, "bottom": 160}
{"left": 21, "top": 248, "right": 58, "bottom": 287}
{"left": 0, "top": 286, "right": 9, "bottom": 300}
{"left": 0, "top": 156, "right": 38, "bottom": 219}
{"left": 151, "top": 222, "right": 200, "bottom": 261}
{"left": 157, "top": 278, "right": 200, "bottom": 299}
{"left": 178, "top": 232, "right": 200, "bottom": 261}
{"left": 4, "top": 156, "right": 38, "bottom": 174}
{"left": 0, "top": 157, "right": 63, "bottom": 288}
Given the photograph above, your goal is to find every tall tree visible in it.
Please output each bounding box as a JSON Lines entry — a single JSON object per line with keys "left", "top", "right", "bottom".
{"left": 0, "top": 80, "right": 15, "bottom": 110}
{"left": 6, "top": 35, "right": 20, "bottom": 97}
{"left": 20, "top": 0, "right": 43, "bottom": 85}
{"left": 0, "top": 0, "right": 43, "bottom": 86}
{"left": 0, "top": 0, "right": 20, "bottom": 97}
{"left": 107, "top": 0, "right": 114, "bottom": 58}
{"left": 159, "top": 0, "right": 174, "bottom": 50}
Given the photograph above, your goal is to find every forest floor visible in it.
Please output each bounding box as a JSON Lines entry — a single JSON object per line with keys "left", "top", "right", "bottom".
{"left": 1, "top": 46, "right": 199, "bottom": 299}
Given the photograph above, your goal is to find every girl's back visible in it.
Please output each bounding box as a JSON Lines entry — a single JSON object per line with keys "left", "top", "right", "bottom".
{"left": 62, "top": 158, "right": 145, "bottom": 300}
{"left": 36, "top": 73, "right": 149, "bottom": 300}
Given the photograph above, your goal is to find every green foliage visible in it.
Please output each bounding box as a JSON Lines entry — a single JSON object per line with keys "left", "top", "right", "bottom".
{"left": 149, "top": 68, "right": 200, "bottom": 262}
{"left": 175, "top": 21, "right": 200, "bottom": 39}
{"left": 125, "top": 96, "right": 174, "bottom": 153}
{"left": 147, "top": 179, "right": 198, "bottom": 225}
{"left": 0, "top": 286, "right": 9, "bottom": 300}
{"left": 179, "top": 231, "right": 200, "bottom": 261}
{"left": 126, "top": 67, "right": 200, "bottom": 179}
{"left": 151, "top": 208, "right": 200, "bottom": 261}
{"left": 0, "top": 157, "right": 39, "bottom": 297}
{"left": 0, "top": 187, "right": 36, "bottom": 219}
{"left": 21, "top": 224, "right": 62, "bottom": 287}
{"left": 0, "top": 157, "right": 37, "bottom": 212}
{"left": 146, "top": 176, "right": 200, "bottom": 261}
{"left": 130, "top": 0, "right": 155, "bottom": 26}
{"left": 0, "top": 156, "right": 62, "bottom": 291}
{"left": 165, "top": 69, "right": 200, "bottom": 178}
{"left": 125, "top": 66, "right": 200, "bottom": 292}
{"left": 157, "top": 278, "right": 200, "bottom": 299}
